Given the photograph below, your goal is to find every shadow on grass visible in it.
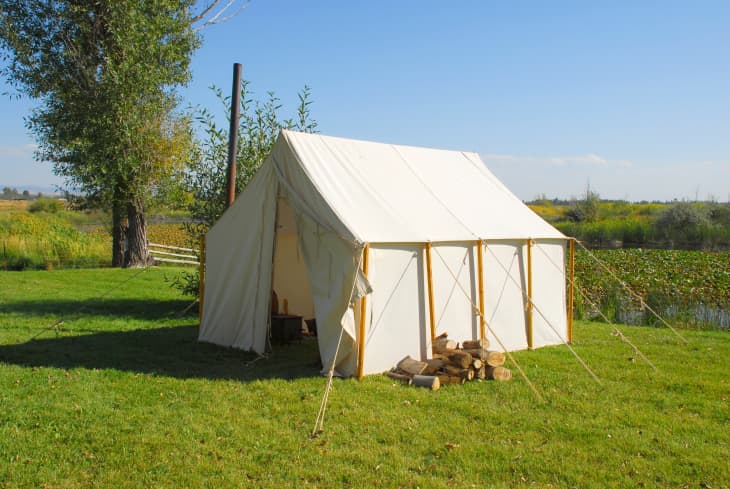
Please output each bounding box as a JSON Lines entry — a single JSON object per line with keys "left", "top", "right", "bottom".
{"left": 0, "top": 325, "right": 323, "bottom": 382}
{"left": 0, "top": 298, "right": 195, "bottom": 321}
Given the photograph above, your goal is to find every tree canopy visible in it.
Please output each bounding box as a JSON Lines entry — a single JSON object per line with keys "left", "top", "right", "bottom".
{"left": 0, "top": 0, "right": 199, "bottom": 266}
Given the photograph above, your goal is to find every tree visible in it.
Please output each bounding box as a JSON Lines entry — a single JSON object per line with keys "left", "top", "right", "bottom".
{"left": 186, "top": 83, "right": 317, "bottom": 232}
{"left": 566, "top": 186, "right": 600, "bottom": 223}
{"left": 171, "top": 83, "right": 317, "bottom": 297}
{"left": 1, "top": 0, "right": 199, "bottom": 267}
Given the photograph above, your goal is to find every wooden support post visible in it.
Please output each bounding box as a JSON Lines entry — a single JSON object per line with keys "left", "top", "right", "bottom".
{"left": 476, "top": 240, "right": 486, "bottom": 341}
{"left": 425, "top": 242, "right": 437, "bottom": 342}
{"left": 198, "top": 235, "right": 206, "bottom": 325}
{"left": 526, "top": 238, "right": 534, "bottom": 349}
{"left": 567, "top": 238, "right": 575, "bottom": 343}
{"left": 357, "top": 244, "right": 370, "bottom": 379}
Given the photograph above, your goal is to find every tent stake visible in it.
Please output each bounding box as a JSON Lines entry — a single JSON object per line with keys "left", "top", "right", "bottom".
{"left": 476, "top": 240, "right": 486, "bottom": 341}
{"left": 425, "top": 242, "right": 437, "bottom": 342}
{"left": 526, "top": 239, "right": 534, "bottom": 349}
{"left": 357, "top": 244, "right": 370, "bottom": 379}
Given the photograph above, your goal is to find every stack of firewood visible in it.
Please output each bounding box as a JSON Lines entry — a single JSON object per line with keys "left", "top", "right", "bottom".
{"left": 387, "top": 333, "right": 512, "bottom": 390}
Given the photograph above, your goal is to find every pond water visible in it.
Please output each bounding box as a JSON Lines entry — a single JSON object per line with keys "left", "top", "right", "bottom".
{"left": 613, "top": 304, "right": 729, "bottom": 331}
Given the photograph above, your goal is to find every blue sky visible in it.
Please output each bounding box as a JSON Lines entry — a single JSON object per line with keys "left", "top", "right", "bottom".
{"left": 1, "top": 1, "right": 728, "bottom": 201}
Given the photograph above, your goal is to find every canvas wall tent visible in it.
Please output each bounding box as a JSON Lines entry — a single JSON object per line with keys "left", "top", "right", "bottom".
{"left": 199, "top": 130, "right": 572, "bottom": 377}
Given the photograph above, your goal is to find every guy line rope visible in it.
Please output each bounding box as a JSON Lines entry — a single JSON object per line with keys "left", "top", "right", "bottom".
{"left": 533, "top": 242, "right": 657, "bottom": 372}
{"left": 311, "top": 248, "right": 367, "bottom": 437}
{"left": 574, "top": 240, "right": 689, "bottom": 345}
{"left": 22, "top": 267, "right": 150, "bottom": 343}
{"left": 430, "top": 246, "right": 546, "bottom": 402}
{"left": 479, "top": 245, "right": 602, "bottom": 385}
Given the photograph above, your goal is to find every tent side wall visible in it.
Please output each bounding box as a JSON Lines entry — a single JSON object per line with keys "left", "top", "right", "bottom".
{"left": 530, "top": 240, "right": 568, "bottom": 347}
{"left": 199, "top": 161, "right": 279, "bottom": 354}
{"left": 359, "top": 239, "right": 568, "bottom": 375}
{"left": 358, "top": 244, "right": 429, "bottom": 375}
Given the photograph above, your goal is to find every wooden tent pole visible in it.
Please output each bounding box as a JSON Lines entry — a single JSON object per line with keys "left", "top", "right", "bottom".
{"left": 425, "top": 242, "right": 437, "bottom": 341}
{"left": 356, "top": 244, "right": 370, "bottom": 379}
{"left": 526, "top": 238, "right": 534, "bottom": 349}
{"left": 567, "top": 238, "right": 575, "bottom": 343}
{"left": 476, "top": 240, "right": 486, "bottom": 341}
{"left": 198, "top": 235, "right": 206, "bottom": 325}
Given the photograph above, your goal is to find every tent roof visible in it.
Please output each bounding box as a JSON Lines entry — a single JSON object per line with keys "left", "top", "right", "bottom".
{"left": 272, "top": 130, "right": 564, "bottom": 243}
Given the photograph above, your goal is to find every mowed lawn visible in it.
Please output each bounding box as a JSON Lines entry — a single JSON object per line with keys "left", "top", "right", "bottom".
{"left": 0, "top": 268, "right": 728, "bottom": 488}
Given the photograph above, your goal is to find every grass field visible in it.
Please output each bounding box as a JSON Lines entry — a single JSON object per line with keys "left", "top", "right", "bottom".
{"left": 0, "top": 202, "right": 193, "bottom": 270}
{"left": 1, "top": 268, "right": 728, "bottom": 488}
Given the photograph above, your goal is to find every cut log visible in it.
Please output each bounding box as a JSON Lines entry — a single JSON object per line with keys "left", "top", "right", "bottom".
{"left": 463, "top": 349, "right": 505, "bottom": 367}
{"left": 386, "top": 371, "right": 413, "bottom": 385}
{"left": 423, "top": 358, "right": 444, "bottom": 375}
{"left": 471, "top": 358, "right": 483, "bottom": 370}
{"left": 461, "top": 338, "right": 490, "bottom": 350}
{"left": 397, "top": 356, "right": 427, "bottom": 376}
{"left": 432, "top": 338, "right": 457, "bottom": 354}
{"left": 475, "top": 365, "right": 486, "bottom": 380}
{"left": 413, "top": 375, "right": 440, "bottom": 390}
{"left": 462, "top": 348, "right": 487, "bottom": 361}
{"left": 484, "top": 366, "right": 512, "bottom": 381}
{"left": 437, "top": 374, "right": 466, "bottom": 385}
{"left": 484, "top": 351, "right": 505, "bottom": 367}
{"left": 444, "top": 350, "right": 473, "bottom": 369}
{"left": 442, "top": 365, "right": 474, "bottom": 380}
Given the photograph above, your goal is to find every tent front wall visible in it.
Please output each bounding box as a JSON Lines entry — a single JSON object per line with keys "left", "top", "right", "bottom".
{"left": 199, "top": 162, "right": 279, "bottom": 353}
{"left": 359, "top": 240, "right": 568, "bottom": 376}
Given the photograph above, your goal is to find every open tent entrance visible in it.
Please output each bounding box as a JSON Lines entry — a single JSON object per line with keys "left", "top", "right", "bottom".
{"left": 270, "top": 197, "right": 316, "bottom": 338}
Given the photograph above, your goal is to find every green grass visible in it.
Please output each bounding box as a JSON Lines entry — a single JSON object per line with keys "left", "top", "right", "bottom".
{"left": 1, "top": 268, "right": 729, "bottom": 488}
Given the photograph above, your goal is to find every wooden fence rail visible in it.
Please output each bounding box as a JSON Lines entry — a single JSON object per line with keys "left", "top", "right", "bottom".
{"left": 148, "top": 242, "right": 199, "bottom": 266}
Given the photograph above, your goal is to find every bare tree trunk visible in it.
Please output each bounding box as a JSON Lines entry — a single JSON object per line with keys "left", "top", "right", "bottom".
{"left": 124, "top": 202, "right": 149, "bottom": 268}
{"left": 111, "top": 202, "right": 127, "bottom": 268}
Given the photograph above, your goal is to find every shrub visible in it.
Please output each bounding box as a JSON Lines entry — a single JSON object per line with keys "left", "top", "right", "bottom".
{"left": 565, "top": 190, "right": 600, "bottom": 223}
{"left": 28, "top": 197, "right": 65, "bottom": 213}
{"left": 655, "top": 202, "right": 709, "bottom": 243}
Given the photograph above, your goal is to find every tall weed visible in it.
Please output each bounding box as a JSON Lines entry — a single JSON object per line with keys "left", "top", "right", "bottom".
{"left": 0, "top": 213, "right": 109, "bottom": 270}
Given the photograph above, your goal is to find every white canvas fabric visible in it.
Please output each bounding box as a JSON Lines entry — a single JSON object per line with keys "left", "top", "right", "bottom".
{"left": 199, "top": 161, "right": 278, "bottom": 353}
{"left": 199, "top": 130, "right": 569, "bottom": 377}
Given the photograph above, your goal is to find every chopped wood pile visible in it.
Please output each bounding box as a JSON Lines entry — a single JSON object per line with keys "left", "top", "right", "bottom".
{"left": 387, "top": 333, "right": 512, "bottom": 390}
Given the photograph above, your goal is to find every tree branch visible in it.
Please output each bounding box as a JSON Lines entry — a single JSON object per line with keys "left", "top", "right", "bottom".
{"left": 192, "top": 0, "right": 249, "bottom": 30}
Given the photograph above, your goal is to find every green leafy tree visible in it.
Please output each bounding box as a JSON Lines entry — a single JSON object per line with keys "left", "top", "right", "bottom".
{"left": 171, "top": 83, "right": 317, "bottom": 297}
{"left": 185, "top": 83, "right": 317, "bottom": 233}
{"left": 1, "top": 0, "right": 199, "bottom": 267}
